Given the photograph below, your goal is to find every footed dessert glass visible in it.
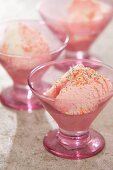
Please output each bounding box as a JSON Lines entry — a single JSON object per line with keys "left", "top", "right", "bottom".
{"left": 0, "top": 20, "right": 69, "bottom": 111}
{"left": 39, "top": 0, "right": 113, "bottom": 60}
{"left": 28, "top": 59, "right": 113, "bottom": 159}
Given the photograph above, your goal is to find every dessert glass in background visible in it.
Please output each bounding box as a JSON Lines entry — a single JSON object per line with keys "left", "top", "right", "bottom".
{"left": 28, "top": 59, "right": 113, "bottom": 159}
{"left": 0, "top": 20, "right": 69, "bottom": 111}
{"left": 39, "top": 0, "right": 113, "bottom": 60}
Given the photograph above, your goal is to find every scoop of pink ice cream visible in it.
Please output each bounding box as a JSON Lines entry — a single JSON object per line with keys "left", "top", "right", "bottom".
{"left": 0, "top": 22, "right": 51, "bottom": 69}
{"left": 68, "top": 0, "right": 112, "bottom": 23}
{"left": 64, "top": 0, "right": 113, "bottom": 51}
{"left": 47, "top": 64, "right": 112, "bottom": 115}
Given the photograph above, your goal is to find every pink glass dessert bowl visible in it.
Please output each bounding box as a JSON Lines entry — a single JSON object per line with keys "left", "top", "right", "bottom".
{"left": 0, "top": 20, "right": 69, "bottom": 111}
{"left": 28, "top": 59, "right": 113, "bottom": 159}
{"left": 39, "top": 0, "right": 113, "bottom": 60}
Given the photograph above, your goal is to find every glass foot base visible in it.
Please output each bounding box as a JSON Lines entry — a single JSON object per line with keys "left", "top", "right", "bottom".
{"left": 43, "top": 129, "right": 105, "bottom": 159}
{"left": 0, "top": 86, "right": 43, "bottom": 111}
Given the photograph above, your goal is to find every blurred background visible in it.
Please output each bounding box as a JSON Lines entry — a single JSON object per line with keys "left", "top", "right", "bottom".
{"left": 0, "top": 0, "right": 40, "bottom": 20}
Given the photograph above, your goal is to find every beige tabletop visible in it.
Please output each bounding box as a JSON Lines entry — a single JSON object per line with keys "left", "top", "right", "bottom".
{"left": 0, "top": 0, "right": 113, "bottom": 170}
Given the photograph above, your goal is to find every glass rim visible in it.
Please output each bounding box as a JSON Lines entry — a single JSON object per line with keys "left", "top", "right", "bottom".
{"left": 0, "top": 19, "right": 69, "bottom": 58}
{"left": 28, "top": 58, "right": 113, "bottom": 102}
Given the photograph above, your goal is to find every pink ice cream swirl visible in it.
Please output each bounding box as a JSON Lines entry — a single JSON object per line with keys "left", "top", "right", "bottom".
{"left": 47, "top": 64, "right": 112, "bottom": 115}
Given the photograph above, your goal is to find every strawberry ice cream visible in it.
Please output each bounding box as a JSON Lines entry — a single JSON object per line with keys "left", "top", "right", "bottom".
{"left": 68, "top": 0, "right": 112, "bottom": 23}
{"left": 0, "top": 22, "right": 51, "bottom": 69}
{"left": 0, "top": 21, "right": 52, "bottom": 84}
{"left": 65, "top": 0, "right": 113, "bottom": 51}
{"left": 47, "top": 64, "right": 112, "bottom": 115}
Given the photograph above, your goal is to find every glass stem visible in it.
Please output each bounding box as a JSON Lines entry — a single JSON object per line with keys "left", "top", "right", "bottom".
{"left": 13, "top": 83, "right": 29, "bottom": 90}
{"left": 66, "top": 50, "right": 90, "bottom": 59}
{"left": 58, "top": 129, "right": 90, "bottom": 150}
{"left": 12, "top": 83, "right": 33, "bottom": 100}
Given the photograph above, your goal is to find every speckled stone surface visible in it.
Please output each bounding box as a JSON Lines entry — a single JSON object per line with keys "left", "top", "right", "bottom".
{"left": 0, "top": 0, "right": 113, "bottom": 170}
